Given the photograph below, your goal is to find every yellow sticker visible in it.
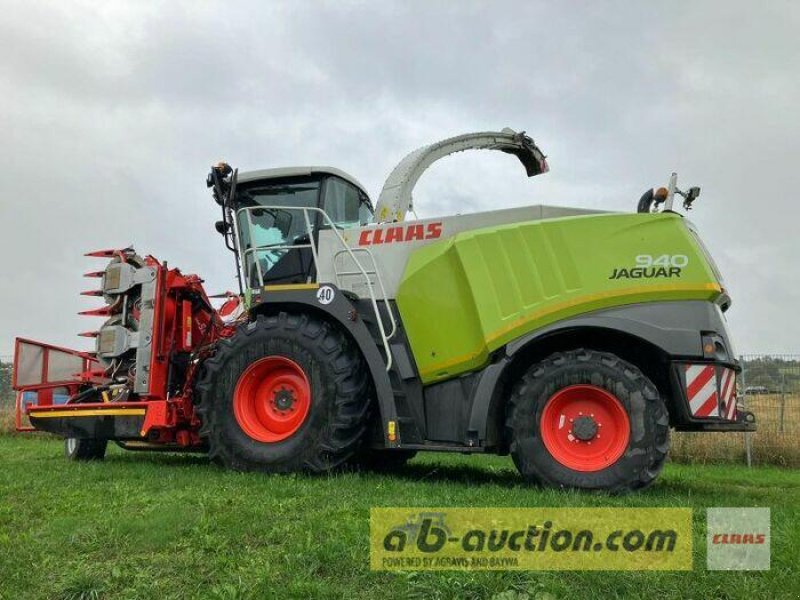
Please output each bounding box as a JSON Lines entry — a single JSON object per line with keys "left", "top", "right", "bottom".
{"left": 370, "top": 507, "right": 692, "bottom": 571}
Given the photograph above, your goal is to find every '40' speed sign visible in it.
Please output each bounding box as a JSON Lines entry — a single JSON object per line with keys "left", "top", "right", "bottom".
{"left": 316, "top": 286, "right": 335, "bottom": 305}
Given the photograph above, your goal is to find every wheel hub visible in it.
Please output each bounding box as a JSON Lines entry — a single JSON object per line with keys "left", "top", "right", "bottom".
{"left": 273, "top": 387, "right": 296, "bottom": 412}
{"left": 571, "top": 415, "right": 598, "bottom": 441}
{"left": 233, "top": 356, "right": 311, "bottom": 443}
{"left": 539, "top": 384, "right": 631, "bottom": 472}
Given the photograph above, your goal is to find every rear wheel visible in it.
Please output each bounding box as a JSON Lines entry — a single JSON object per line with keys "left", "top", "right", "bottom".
{"left": 506, "top": 349, "right": 669, "bottom": 492}
{"left": 195, "top": 312, "right": 371, "bottom": 472}
{"left": 65, "top": 437, "right": 108, "bottom": 461}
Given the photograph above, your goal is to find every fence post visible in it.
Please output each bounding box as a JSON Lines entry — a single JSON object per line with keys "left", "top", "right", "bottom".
{"left": 779, "top": 372, "right": 786, "bottom": 434}
{"left": 740, "top": 356, "right": 753, "bottom": 468}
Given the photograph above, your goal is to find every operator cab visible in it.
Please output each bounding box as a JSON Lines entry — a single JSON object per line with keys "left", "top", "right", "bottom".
{"left": 210, "top": 166, "right": 373, "bottom": 289}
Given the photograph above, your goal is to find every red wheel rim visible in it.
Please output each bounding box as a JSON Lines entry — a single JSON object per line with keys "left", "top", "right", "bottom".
{"left": 539, "top": 385, "right": 630, "bottom": 472}
{"left": 233, "top": 356, "right": 311, "bottom": 443}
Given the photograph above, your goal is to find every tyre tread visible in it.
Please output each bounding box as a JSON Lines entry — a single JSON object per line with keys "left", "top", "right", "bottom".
{"left": 505, "top": 348, "right": 670, "bottom": 492}
{"left": 195, "top": 312, "right": 371, "bottom": 472}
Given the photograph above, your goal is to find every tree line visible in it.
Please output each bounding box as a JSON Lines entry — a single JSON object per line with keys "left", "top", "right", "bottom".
{"left": 740, "top": 356, "right": 800, "bottom": 393}
{"left": 0, "top": 359, "right": 13, "bottom": 407}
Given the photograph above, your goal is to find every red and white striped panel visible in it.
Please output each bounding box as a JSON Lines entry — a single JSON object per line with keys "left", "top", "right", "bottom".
{"left": 685, "top": 364, "right": 719, "bottom": 418}
{"left": 719, "top": 367, "right": 737, "bottom": 421}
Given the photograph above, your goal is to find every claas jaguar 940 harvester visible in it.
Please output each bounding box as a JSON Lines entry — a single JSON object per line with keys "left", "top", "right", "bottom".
{"left": 11, "top": 129, "right": 754, "bottom": 491}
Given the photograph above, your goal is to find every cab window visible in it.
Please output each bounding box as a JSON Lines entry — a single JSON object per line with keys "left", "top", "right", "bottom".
{"left": 235, "top": 180, "right": 320, "bottom": 285}
{"left": 323, "top": 177, "right": 373, "bottom": 228}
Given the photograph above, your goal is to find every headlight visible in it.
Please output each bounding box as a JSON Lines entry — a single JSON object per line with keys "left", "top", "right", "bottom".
{"left": 701, "top": 333, "right": 729, "bottom": 362}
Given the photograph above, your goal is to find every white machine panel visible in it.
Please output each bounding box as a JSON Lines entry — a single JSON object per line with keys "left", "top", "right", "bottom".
{"left": 317, "top": 204, "right": 605, "bottom": 300}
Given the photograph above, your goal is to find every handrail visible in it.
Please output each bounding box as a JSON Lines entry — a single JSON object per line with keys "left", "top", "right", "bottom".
{"left": 332, "top": 247, "right": 397, "bottom": 341}
{"left": 243, "top": 208, "right": 266, "bottom": 286}
{"left": 235, "top": 205, "right": 394, "bottom": 371}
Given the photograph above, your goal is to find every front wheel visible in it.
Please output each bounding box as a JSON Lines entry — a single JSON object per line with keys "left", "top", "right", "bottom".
{"left": 195, "top": 312, "right": 371, "bottom": 472}
{"left": 65, "top": 438, "right": 108, "bottom": 461}
{"left": 506, "top": 349, "right": 669, "bottom": 492}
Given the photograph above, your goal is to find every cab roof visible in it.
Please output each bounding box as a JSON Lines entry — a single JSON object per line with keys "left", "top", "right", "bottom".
{"left": 236, "top": 166, "right": 370, "bottom": 200}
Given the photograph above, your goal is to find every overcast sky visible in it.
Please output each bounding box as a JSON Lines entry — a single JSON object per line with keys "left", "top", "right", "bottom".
{"left": 1, "top": 1, "right": 798, "bottom": 357}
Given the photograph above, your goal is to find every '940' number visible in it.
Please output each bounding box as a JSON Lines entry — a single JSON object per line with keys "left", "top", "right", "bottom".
{"left": 635, "top": 254, "right": 688, "bottom": 268}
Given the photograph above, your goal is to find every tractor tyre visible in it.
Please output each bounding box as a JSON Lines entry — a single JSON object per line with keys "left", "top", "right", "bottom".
{"left": 65, "top": 437, "right": 108, "bottom": 461}
{"left": 351, "top": 448, "right": 418, "bottom": 471}
{"left": 506, "top": 348, "right": 670, "bottom": 492}
{"left": 195, "top": 312, "right": 371, "bottom": 472}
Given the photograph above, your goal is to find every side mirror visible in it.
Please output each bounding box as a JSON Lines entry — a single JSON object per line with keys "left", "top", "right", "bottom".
{"left": 215, "top": 220, "right": 231, "bottom": 235}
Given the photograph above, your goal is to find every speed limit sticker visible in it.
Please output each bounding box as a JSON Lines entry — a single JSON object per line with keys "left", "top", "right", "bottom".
{"left": 316, "top": 285, "right": 335, "bottom": 305}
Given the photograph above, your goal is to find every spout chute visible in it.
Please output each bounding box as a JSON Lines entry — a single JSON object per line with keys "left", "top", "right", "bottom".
{"left": 374, "top": 128, "right": 548, "bottom": 223}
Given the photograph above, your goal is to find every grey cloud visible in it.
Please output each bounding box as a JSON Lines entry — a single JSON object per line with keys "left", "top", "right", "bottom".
{"left": 1, "top": 0, "right": 798, "bottom": 356}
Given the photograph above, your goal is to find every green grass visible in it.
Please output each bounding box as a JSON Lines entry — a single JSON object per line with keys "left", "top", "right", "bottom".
{"left": 0, "top": 437, "right": 798, "bottom": 600}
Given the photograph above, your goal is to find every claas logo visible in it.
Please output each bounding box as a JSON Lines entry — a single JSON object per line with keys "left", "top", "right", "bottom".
{"left": 711, "top": 533, "right": 767, "bottom": 545}
{"left": 359, "top": 222, "right": 443, "bottom": 246}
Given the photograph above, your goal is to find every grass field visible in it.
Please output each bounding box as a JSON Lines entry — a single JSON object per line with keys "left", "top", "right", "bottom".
{"left": 0, "top": 436, "right": 798, "bottom": 599}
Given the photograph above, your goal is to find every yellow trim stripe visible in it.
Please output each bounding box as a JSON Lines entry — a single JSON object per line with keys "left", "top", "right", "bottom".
{"left": 263, "top": 283, "right": 320, "bottom": 292}
{"left": 485, "top": 282, "right": 721, "bottom": 347}
{"left": 120, "top": 441, "right": 163, "bottom": 448}
{"left": 419, "top": 282, "right": 722, "bottom": 378}
{"left": 29, "top": 408, "right": 146, "bottom": 418}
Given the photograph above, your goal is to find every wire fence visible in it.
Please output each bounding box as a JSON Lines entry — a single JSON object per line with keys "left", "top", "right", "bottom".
{"left": 1, "top": 353, "right": 798, "bottom": 466}
{"left": 672, "top": 354, "right": 800, "bottom": 467}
